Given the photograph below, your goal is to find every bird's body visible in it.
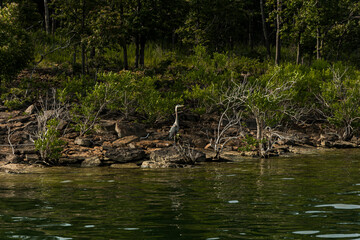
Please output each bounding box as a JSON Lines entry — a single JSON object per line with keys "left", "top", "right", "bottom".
{"left": 168, "top": 104, "right": 184, "bottom": 140}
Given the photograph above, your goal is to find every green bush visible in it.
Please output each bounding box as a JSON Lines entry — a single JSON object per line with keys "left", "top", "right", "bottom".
{"left": 35, "top": 118, "right": 66, "bottom": 163}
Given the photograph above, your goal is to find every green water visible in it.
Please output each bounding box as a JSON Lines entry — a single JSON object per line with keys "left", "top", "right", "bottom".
{"left": 1, "top": 149, "right": 360, "bottom": 239}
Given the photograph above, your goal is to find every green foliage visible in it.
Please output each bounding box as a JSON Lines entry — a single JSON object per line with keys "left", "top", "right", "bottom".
{"left": 35, "top": 118, "right": 66, "bottom": 163}
{"left": 1, "top": 88, "right": 30, "bottom": 110}
{"left": 0, "top": 3, "right": 34, "bottom": 85}
{"left": 238, "top": 135, "right": 259, "bottom": 152}
{"left": 318, "top": 64, "right": 360, "bottom": 139}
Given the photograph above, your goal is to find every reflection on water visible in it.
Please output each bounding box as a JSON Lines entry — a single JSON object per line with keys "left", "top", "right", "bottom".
{"left": 0, "top": 149, "right": 360, "bottom": 239}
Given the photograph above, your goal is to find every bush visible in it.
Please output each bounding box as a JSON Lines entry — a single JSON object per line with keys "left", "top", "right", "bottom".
{"left": 35, "top": 118, "right": 66, "bottom": 163}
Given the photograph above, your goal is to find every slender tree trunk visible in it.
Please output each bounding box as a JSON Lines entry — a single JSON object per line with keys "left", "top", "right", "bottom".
{"left": 44, "top": 0, "right": 50, "bottom": 34}
{"left": 73, "top": 45, "right": 77, "bottom": 67}
{"left": 81, "top": 0, "right": 86, "bottom": 75}
{"left": 140, "top": 35, "right": 145, "bottom": 68}
{"left": 256, "top": 117, "right": 265, "bottom": 157}
{"left": 248, "top": 14, "right": 253, "bottom": 49}
{"left": 260, "top": 0, "right": 271, "bottom": 58}
{"left": 81, "top": 43, "right": 86, "bottom": 75}
{"left": 51, "top": 17, "right": 55, "bottom": 35}
{"left": 134, "top": 35, "right": 140, "bottom": 68}
{"left": 0, "top": 0, "right": 3, "bottom": 8}
{"left": 122, "top": 43, "right": 128, "bottom": 70}
{"left": 275, "top": 0, "right": 282, "bottom": 65}
{"left": 296, "top": 33, "right": 301, "bottom": 65}
{"left": 316, "top": 27, "right": 321, "bottom": 60}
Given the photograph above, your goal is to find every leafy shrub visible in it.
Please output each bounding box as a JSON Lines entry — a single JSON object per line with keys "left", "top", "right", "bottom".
{"left": 1, "top": 88, "right": 30, "bottom": 110}
{"left": 35, "top": 118, "right": 66, "bottom": 163}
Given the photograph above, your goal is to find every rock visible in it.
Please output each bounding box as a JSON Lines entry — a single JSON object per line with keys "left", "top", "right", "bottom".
{"left": 141, "top": 161, "right": 181, "bottom": 168}
{"left": 192, "top": 138, "right": 209, "bottom": 148}
{"left": 112, "top": 135, "right": 139, "bottom": 147}
{"left": 7, "top": 115, "right": 31, "bottom": 123}
{"left": 99, "top": 120, "right": 116, "bottom": 132}
{"left": 74, "top": 137, "right": 92, "bottom": 147}
{"left": 115, "top": 122, "right": 147, "bottom": 138}
{"left": 25, "top": 154, "right": 40, "bottom": 163}
{"left": 6, "top": 154, "right": 21, "bottom": 163}
{"left": 63, "top": 132, "right": 78, "bottom": 139}
{"left": 81, "top": 156, "right": 102, "bottom": 167}
{"left": 110, "top": 163, "right": 139, "bottom": 169}
{"left": 141, "top": 146, "right": 205, "bottom": 168}
{"left": 24, "top": 104, "right": 35, "bottom": 115}
{"left": 58, "top": 157, "right": 82, "bottom": 165}
{"left": 332, "top": 141, "right": 357, "bottom": 148}
{"left": 105, "top": 148, "right": 146, "bottom": 163}
{"left": 18, "top": 146, "right": 37, "bottom": 155}
{"left": 102, "top": 141, "right": 113, "bottom": 150}
{"left": 320, "top": 139, "right": 331, "bottom": 147}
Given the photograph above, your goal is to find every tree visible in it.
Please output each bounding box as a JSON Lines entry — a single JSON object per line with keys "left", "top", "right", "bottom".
{"left": 0, "top": 3, "right": 34, "bottom": 87}
{"left": 44, "top": 0, "right": 50, "bottom": 33}
{"left": 52, "top": 0, "right": 99, "bottom": 75}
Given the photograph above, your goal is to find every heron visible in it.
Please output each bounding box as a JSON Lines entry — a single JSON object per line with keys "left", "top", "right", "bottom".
{"left": 168, "top": 104, "right": 184, "bottom": 141}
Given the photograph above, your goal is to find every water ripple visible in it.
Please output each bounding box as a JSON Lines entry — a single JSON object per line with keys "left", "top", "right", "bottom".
{"left": 315, "top": 204, "right": 360, "bottom": 209}
{"left": 316, "top": 233, "right": 360, "bottom": 238}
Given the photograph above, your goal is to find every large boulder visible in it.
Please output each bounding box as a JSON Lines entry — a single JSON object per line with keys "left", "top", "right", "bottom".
{"left": 81, "top": 156, "right": 102, "bottom": 167}
{"left": 115, "top": 122, "right": 147, "bottom": 138}
{"left": 105, "top": 148, "right": 146, "bottom": 163}
{"left": 141, "top": 146, "right": 206, "bottom": 168}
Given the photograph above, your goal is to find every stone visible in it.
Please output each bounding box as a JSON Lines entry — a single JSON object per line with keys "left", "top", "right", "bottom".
{"left": 7, "top": 115, "right": 31, "bottom": 123}
{"left": 81, "top": 156, "right": 102, "bottom": 167}
{"left": 102, "top": 141, "right": 113, "bottom": 150}
{"left": 18, "top": 146, "right": 37, "bottom": 155}
{"left": 112, "top": 135, "right": 139, "bottom": 147}
{"left": 115, "top": 122, "right": 147, "bottom": 138}
{"left": 58, "top": 157, "right": 82, "bottom": 165}
{"left": 332, "top": 141, "right": 357, "bottom": 148}
{"left": 192, "top": 138, "right": 210, "bottom": 148}
{"left": 110, "top": 163, "right": 139, "bottom": 169}
{"left": 74, "top": 137, "right": 92, "bottom": 147}
{"left": 105, "top": 148, "right": 146, "bottom": 163}
{"left": 5, "top": 154, "right": 21, "bottom": 163}
{"left": 99, "top": 120, "right": 116, "bottom": 132}
{"left": 63, "top": 132, "right": 78, "bottom": 139}
{"left": 141, "top": 146, "right": 206, "bottom": 168}
{"left": 25, "top": 154, "right": 40, "bottom": 163}
{"left": 24, "top": 104, "right": 35, "bottom": 115}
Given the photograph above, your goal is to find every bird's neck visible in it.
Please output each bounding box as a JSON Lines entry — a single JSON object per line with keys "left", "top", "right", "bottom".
{"left": 175, "top": 107, "right": 179, "bottom": 124}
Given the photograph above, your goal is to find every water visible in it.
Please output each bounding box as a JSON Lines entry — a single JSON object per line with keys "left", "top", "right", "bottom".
{"left": 1, "top": 149, "right": 360, "bottom": 239}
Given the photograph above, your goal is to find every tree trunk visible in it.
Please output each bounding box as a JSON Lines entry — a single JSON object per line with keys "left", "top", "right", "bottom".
{"left": 81, "top": 43, "right": 86, "bottom": 75}
{"left": 122, "top": 43, "right": 128, "bottom": 70}
{"left": 81, "top": 0, "right": 86, "bottom": 75}
{"left": 140, "top": 35, "right": 145, "bottom": 68}
{"left": 248, "top": 14, "right": 253, "bottom": 49}
{"left": 260, "top": 0, "right": 271, "bottom": 58}
{"left": 316, "top": 27, "right": 321, "bottom": 60}
{"left": 134, "top": 35, "right": 140, "bottom": 68}
{"left": 256, "top": 117, "right": 265, "bottom": 157}
{"left": 51, "top": 17, "right": 55, "bottom": 35}
{"left": 275, "top": 0, "right": 282, "bottom": 65}
{"left": 296, "top": 33, "right": 301, "bottom": 65}
{"left": 44, "top": 0, "right": 50, "bottom": 34}
{"left": 73, "top": 45, "right": 77, "bottom": 68}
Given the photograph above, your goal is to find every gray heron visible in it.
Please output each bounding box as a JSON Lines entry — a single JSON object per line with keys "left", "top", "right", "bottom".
{"left": 168, "top": 104, "right": 184, "bottom": 141}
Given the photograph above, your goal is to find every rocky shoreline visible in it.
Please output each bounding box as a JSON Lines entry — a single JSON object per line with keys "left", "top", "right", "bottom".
{"left": 0, "top": 105, "right": 359, "bottom": 174}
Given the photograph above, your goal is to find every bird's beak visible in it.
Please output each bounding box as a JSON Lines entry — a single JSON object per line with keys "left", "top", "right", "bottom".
{"left": 179, "top": 105, "right": 184, "bottom": 108}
